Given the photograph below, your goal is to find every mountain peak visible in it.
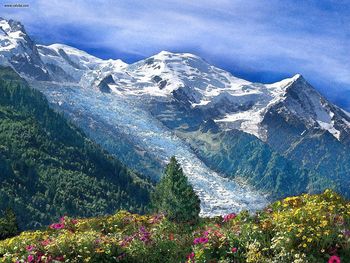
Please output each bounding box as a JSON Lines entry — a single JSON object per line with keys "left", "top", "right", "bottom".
{"left": 0, "top": 18, "right": 26, "bottom": 35}
{"left": 291, "top": 73, "right": 303, "bottom": 81}
{"left": 152, "top": 50, "right": 203, "bottom": 61}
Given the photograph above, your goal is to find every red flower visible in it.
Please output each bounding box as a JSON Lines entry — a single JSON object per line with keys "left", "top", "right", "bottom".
{"left": 169, "top": 233, "right": 174, "bottom": 240}
{"left": 329, "top": 255, "right": 341, "bottom": 263}
{"left": 27, "top": 255, "right": 34, "bottom": 263}
{"left": 231, "top": 247, "right": 238, "bottom": 253}
{"left": 223, "top": 213, "right": 237, "bottom": 222}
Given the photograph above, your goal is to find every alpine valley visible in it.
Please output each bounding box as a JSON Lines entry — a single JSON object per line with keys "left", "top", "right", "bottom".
{"left": 1, "top": 17, "right": 350, "bottom": 226}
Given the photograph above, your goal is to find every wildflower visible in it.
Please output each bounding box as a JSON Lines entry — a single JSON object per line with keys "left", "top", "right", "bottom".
{"left": 120, "top": 235, "right": 134, "bottom": 247}
{"left": 223, "top": 213, "right": 236, "bottom": 222}
{"left": 193, "top": 237, "right": 200, "bottom": 244}
{"left": 328, "top": 255, "right": 341, "bottom": 263}
{"left": 231, "top": 247, "right": 238, "bottom": 253}
{"left": 342, "top": 229, "right": 350, "bottom": 237}
{"left": 200, "top": 237, "right": 208, "bottom": 244}
{"left": 169, "top": 233, "right": 174, "bottom": 240}
{"left": 26, "top": 245, "right": 35, "bottom": 251}
{"left": 139, "top": 226, "right": 151, "bottom": 243}
{"left": 95, "top": 248, "right": 104, "bottom": 253}
{"left": 27, "top": 255, "right": 34, "bottom": 263}
{"left": 193, "top": 237, "right": 208, "bottom": 245}
{"left": 50, "top": 223, "right": 64, "bottom": 229}
{"left": 149, "top": 214, "right": 164, "bottom": 224}
{"left": 41, "top": 239, "right": 50, "bottom": 246}
{"left": 187, "top": 252, "right": 195, "bottom": 260}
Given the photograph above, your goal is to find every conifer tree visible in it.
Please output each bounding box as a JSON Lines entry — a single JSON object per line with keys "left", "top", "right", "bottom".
{"left": 0, "top": 208, "right": 19, "bottom": 240}
{"left": 152, "top": 156, "right": 200, "bottom": 223}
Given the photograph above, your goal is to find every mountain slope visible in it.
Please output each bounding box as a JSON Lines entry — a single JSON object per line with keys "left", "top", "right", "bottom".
{"left": 176, "top": 128, "right": 330, "bottom": 199}
{"left": 1, "top": 17, "right": 350, "bottom": 210}
{"left": 0, "top": 66, "right": 150, "bottom": 229}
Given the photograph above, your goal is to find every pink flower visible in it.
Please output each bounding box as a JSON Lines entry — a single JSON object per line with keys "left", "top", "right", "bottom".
{"left": 41, "top": 239, "right": 50, "bottom": 246}
{"left": 193, "top": 237, "right": 208, "bottom": 245}
{"left": 223, "top": 213, "right": 237, "bottom": 222}
{"left": 187, "top": 252, "right": 195, "bottom": 259}
{"left": 329, "top": 255, "right": 341, "bottom": 263}
{"left": 231, "top": 247, "right": 238, "bottom": 253}
{"left": 200, "top": 237, "right": 208, "bottom": 244}
{"left": 26, "top": 245, "right": 35, "bottom": 251}
{"left": 50, "top": 223, "right": 64, "bottom": 229}
{"left": 193, "top": 237, "right": 200, "bottom": 244}
{"left": 27, "top": 255, "right": 34, "bottom": 263}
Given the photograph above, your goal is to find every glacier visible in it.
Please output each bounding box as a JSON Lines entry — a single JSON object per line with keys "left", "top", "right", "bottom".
{"left": 32, "top": 81, "right": 268, "bottom": 217}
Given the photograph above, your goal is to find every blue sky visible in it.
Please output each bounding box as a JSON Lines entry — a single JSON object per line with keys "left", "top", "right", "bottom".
{"left": 2, "top": 0, "right": 350, "bottom": 109}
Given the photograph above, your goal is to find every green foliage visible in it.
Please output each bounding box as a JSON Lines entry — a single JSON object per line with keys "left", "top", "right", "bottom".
{"left": 0, "top": 191, "right": 349, "bottom": 262}
{"left": 180, "top": 129, "right": 327, "bottom": 199}
{"left": 263, "top": 106, "right": 350, "bottom": 198}
{"left": 0, "top": 66, "right": 151, "bottom": 229}
{"left": 0, "top": 209, "right": 18, "bottom": 240}
{"left": 152, "top": 157, "right": 200, "bottom": 223}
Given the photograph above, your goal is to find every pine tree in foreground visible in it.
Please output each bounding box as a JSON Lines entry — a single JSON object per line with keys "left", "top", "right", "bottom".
{"left": 152, "top": 156, "right": 200, "bottom": 223}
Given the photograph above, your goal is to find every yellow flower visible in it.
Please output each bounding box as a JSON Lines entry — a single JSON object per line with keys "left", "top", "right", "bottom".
{"left": 95, "top": 248, "right": 104, "bottom": 253}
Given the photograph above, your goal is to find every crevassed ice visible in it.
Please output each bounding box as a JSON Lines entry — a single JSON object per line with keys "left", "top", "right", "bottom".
{"left": 34, "top": 82, "right": 268, "bottom": 217}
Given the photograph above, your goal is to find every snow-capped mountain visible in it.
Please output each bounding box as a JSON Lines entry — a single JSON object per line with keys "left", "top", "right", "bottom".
{"left": 37, "top": 43, "right": 127, "bottom": 83}
{"left": 2, "top": 16, "right": 347, "bottom": 144}
{"left": 0, "top": 18, "right": 49, "bottom": 80}
{"left": 1, "top": 17, "right": 350, "bottom": 213}
{"left": 35, "top": 42, "right": 350, "bottom": 143}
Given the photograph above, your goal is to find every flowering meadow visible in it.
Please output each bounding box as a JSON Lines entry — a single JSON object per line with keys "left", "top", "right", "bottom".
{"left": 0, "top": 190, "right": 349, "bottom": 262}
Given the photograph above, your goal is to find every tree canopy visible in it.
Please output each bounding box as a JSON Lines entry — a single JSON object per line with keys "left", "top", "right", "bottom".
{"left": 152, "top": 156, "right": 200, "bottom": 223}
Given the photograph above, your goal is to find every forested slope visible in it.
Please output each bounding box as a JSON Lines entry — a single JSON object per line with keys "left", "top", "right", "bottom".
{"left": 0, "top": 67, "right": 151, "bottom": 229}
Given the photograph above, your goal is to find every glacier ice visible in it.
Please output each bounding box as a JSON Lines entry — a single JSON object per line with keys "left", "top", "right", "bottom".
{"left": 32, "top": 81, "right": 268, "bottom": 217}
